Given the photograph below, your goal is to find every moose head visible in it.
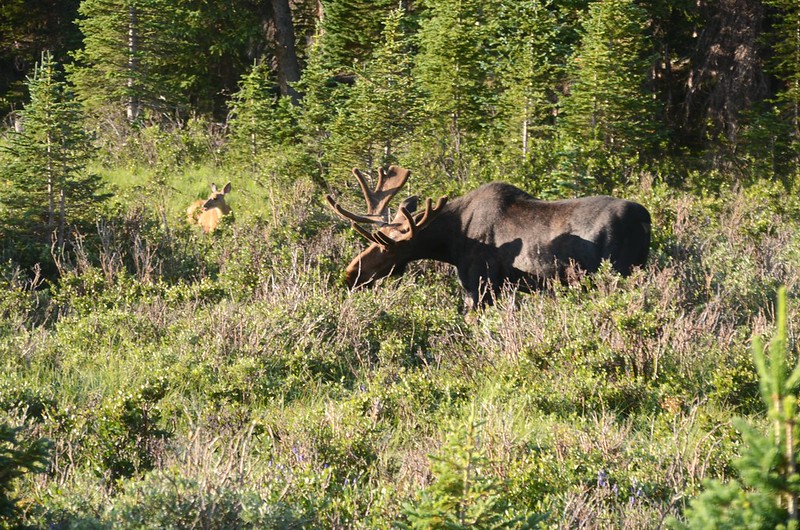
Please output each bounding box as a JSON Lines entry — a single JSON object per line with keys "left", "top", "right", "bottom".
{"left": 326, "top": 166, "right": 447, "bottom": 288}
{"left": 187, "top": 182, "right": 232, "bottom": 233}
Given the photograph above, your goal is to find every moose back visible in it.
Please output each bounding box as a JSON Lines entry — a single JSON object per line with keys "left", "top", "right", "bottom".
{"left": 327, "top": 166, "right": 651, "bottom": 308}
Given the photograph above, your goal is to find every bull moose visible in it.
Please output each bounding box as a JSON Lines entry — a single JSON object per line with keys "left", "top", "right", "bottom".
{"left": 327, "top": 166, "right": 651, "bottom": 308}
{"left": 187, "top": 182, "right": 232, "bottom": 233}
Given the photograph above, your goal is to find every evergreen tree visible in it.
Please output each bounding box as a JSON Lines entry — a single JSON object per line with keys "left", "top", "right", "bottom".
{"left": 0, "top": 422, "right": 51, "bottom": 525}
{"left": 0, "top": 0, "right": 81, "bottom": 116}
{"left": 318, "top": 0, "right": 398, "bottom": 70}
{"left": 414, "top": 0, "right": 497, "bottom": 179}
{"left": 0, "top": 52, "right": 107, "bottom": 270}
{"left": 228, "top": 62, "right": 281, "bottom": 166}
{"left": 670, "top": 287, "right": 800, "bottom": 529}
{"left": 227, "top": 61, "right": 308, "bottom": 181}
{"left": 493, "top": 0, "right": 563, "bottom": 189}
{"left": 764, "top": 0, "right": 800, "bottom": 176}
{"left": 325, "top": 9, "right": 420, "bottom": 176}
{"left": 399, "top": 412, "right": 542, "bottom": 529}
{"left": 69, "top": 0, "right": 201, "bottom": 122}
{"left": 558, "top": 0, "right": 660, "bottom": 190}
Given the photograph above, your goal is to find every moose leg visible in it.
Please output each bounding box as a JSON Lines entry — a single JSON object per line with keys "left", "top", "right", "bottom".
{"left": 458, "top": 263, "right": 501, "bottom": 310}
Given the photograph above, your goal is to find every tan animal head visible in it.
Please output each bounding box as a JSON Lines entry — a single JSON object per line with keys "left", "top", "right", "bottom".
{"left": 187, "top": 182, "right": 232, "bottom": 233}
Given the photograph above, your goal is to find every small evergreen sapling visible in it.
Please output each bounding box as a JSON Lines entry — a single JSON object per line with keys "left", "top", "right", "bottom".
{"left": 398, "top": 411, "right": 543, "bottom": 529}
{"left": 672, "top": 287, "right": 800, "bottom": 529}
{"left": 0, "top": 423, "right": 51, "bottom": 524}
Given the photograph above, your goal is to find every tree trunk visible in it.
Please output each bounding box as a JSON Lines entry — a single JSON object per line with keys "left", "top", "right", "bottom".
{"left": 270, "top": 0, "right": 301, "bottom": 105}
{"left": 58, "top": 183, "right": 66, "bottom": 253}
{"left": 46, "top": 133, "right": 54, "bottom": 232}
{"left": 127, "top": 4, "right": 140, "bottom": 121}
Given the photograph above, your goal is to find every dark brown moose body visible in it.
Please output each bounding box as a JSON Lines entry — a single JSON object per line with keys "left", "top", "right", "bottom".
{"left": 328, "top": 167, "right": 651, "bottom": 308}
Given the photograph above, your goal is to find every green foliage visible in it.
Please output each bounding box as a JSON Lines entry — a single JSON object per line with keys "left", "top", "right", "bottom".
{"left": 558, "top": 0, "right": 661, "bottom": 191}
{"left": 491, "top": 0, "right": 563, "bottom": 192}
{"left": 672, "top": 287, "right": 800, "bottom": 529}
{"left": 70, "top": 0, "right": 189, "bottom": 120}
{"left": 400, "top": 411, "right": 543, "bottom": 529}
{"left": 763, "top": 0, "right": 800, "bottom": 176}
{"left": 84, "top": 378, "right": 171, "bottom": 481}
{"left": 0, "top": 422, "right": 51, "bottom": 526}
{"left": 226, "top": 62, "right": 312, "bottom": 184}
{"left": 325, "top": 9, "right": 421, "bottom": 175}
{"left": 104, "top": 469, "right": 299, "bottom": 528}
{"left": 318, "top": 0, "right": 398, "bottom": 69}
{"left": 0, "top": 51, "right": 107, "bottom": 274}
{"left": 414, "top": 0, "right": 498, "bottom": 179}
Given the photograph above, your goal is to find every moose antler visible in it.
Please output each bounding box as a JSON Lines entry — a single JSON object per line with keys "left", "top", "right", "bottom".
{"left": 326, "top": 166, "right": 410, "bottom": 224}
{"left": 326, "top": 166, "right": 447, "bottom": 248}
{"left": 390, "top": 196, "right": 448, "bottom": 245}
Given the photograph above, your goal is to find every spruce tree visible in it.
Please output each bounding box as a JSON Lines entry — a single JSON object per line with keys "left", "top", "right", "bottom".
{"left": 494, "top": 0, "right": 562, "bottom": 188}
{"left": 324, "top": 9, "right": 420, "bottom": 176}
{"left": 69, "top": 0, "right": 200, "bottom": 121}
{"left": 764, "top": 0, "right": 800, "bottom": 176}
{"left": 559, "top": 0, "right": 660, "bottom": 190}
{"left": 399, "top": 412, "right": 541, "bottom": 529}
{"left": 0, "top": 52, "right": 106, "bottom": 270}
{"left": 414, "top": 0, "right": 497, "bottom": 179}
{"left": 318, "top": 0, "right": 398, "bottom": 70}
{"left": 227, "top": 62, "right": 281, "bottom": 167}
{"left": 227, "top": 61, "right": 307, "bottom": 181}
{"left": 670, "top": 287, "right": 800, "bottom": 529}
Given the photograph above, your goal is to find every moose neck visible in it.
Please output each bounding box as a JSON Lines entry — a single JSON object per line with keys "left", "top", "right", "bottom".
{"left": 405, "top": 203, "right": 462, "bottom": 266}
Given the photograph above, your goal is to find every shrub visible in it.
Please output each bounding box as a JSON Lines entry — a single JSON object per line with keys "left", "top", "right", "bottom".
{"left": 399, "top": 410, "right": 545, "bottom": 529}
{"left": 0, "top": 422, "right": 51, "bottom": 526}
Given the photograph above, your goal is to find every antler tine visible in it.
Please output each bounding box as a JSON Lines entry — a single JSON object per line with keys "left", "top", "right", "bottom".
{"left": 412, "top": 196, "right": 448, "bottom": 230}
{"left": 351, "top": 168, "right": 376, "bottom": 215}
{"left": 326, "top": 194, "right": 385, "bottom": 225}
{"left": 327, "top": 194, "right": 395, "bottom": 248}
{"left": 350, "top": 166, "right": 411, "bottom": 219}
{"left": 376, "top": 166, "right": 387, "bottom": 191}
{"left": 399, "top": 207, "right": 417, "bottom": 238}
{"left": 394, "top": 195, "right": 448, "bottom": 242}
{"left": 349, "top": 222, "right": 383, "bottom": 246}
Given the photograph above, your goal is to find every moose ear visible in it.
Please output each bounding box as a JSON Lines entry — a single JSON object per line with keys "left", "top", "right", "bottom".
{"left": 398, "top": 195, "right": 418, "bottom": 213}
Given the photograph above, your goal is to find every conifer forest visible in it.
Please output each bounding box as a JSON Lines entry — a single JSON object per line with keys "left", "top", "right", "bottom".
{"left": 3, "top": 0, "right": 800, "bottom": 527}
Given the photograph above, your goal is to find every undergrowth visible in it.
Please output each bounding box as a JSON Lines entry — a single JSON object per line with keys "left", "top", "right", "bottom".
{"left": 1, "top": 175, "right": 799, "bottom": 528}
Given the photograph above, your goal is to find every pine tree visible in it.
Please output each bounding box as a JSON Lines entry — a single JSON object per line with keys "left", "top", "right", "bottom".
{"left": 318, "top": 0, "right": 398, "bottom": 70}
{"left": 324, "top": 9, "right": 420, "bottom": 176}
{"left": 493, "top": 0, "right": 563, "bottom": 188}
{"left": 670, "top": 287, "right": 800, "bottom": 529}
{"left": 559, "top": 0, "right": 660, "bottom": 190}
{"left": 399, "top": 411, "right": 541, "bottom": 529}
{"left": 0, "top": 422, "right": 51, "bottom": 525}
{"left": 0, "top": 52, "right": 107, "bottom": 269}
{"left": 414, "top": 0, "right": 497, "bottom": 179}
{"left": 228, "top": 62, "right": 281, "bottom": 167}
{"left": 764, "top": 0, "right": 800, "bottom": 176}
{"left": 227, "top": 61, "right": 307, "bottom": 181}
{"left": 69, "top": 0, "right": 200, "bottom": 122}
